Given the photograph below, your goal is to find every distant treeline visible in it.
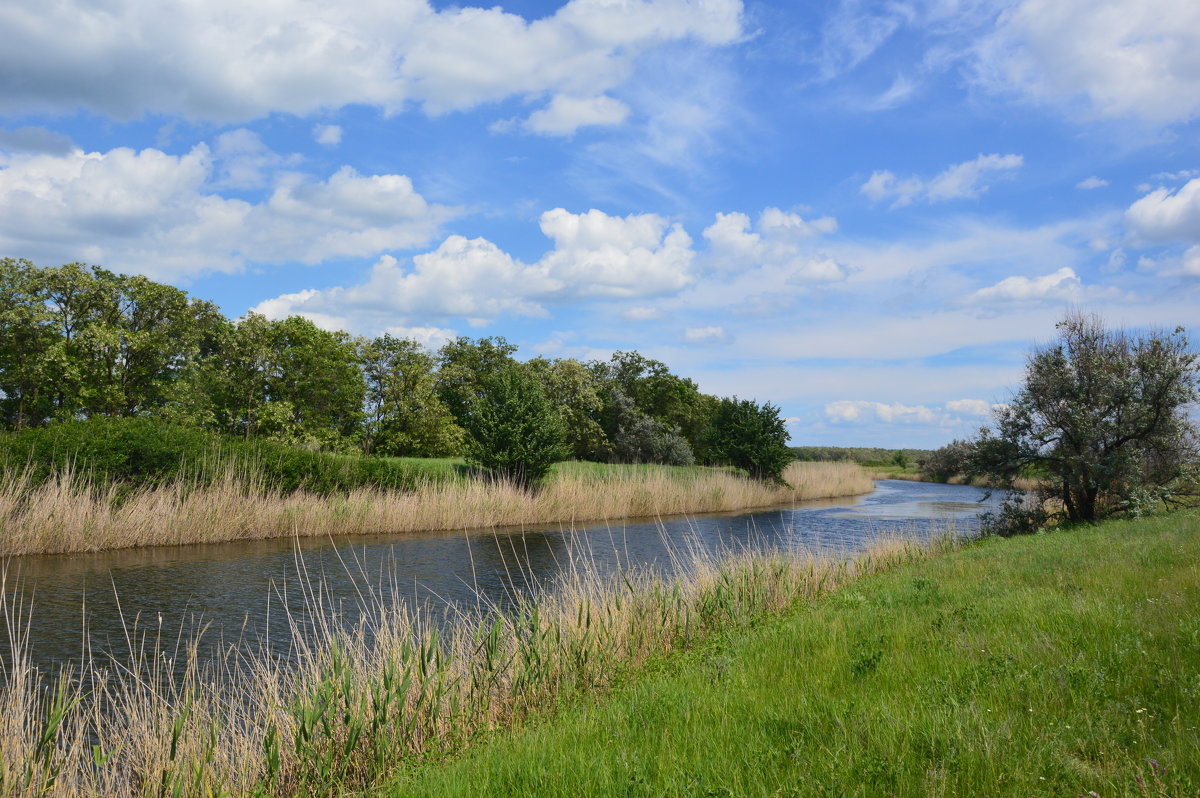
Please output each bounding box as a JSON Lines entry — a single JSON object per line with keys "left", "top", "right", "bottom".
{"left": 0, "top": 259, "right": 783, "bottom": 472}
{"left": 791, "top": 446, "right": 933, "bottom": 467}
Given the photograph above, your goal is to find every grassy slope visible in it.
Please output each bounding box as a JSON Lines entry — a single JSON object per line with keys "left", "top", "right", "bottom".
{"left": 392, "top": 511, "right": 1200, "bottom": 797}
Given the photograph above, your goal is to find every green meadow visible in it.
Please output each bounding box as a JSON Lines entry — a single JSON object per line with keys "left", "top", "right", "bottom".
{"left": 392, "top": 511, "right": 1200, "bottom": 797}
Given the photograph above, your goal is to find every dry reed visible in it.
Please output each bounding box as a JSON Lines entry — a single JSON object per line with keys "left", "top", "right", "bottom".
{"left": 0, "top": 461, "right": 873, "bottom": 556}
{"left": 0, "top": 527, "right": 947, "bottom": 797}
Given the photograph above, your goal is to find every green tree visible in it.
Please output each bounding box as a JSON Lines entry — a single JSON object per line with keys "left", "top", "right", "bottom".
{"left": 436, "top": 336, "right": 519, "bottom": 426}
{"left": 704, "top": 396, "right": 793, "bottom": 483}
{"left": 360, "top": 335, "right": 463, "bottom": 457}
{"left": 462, "top": 364, "right": 569, "bottom": 488}
{"left": 0, "top": 258, "right": 59, "bottom": 429}
{"left": 590, "top": 351, "right": 716, "bottom": 455}
{"left": 525, "top": 356, "right": 610, "bottom": 460}
{"left": 262, "top": 316, "right": 365, "bottom": 448}
{"left": 975, "top": 313, "right": 1199, "bottom": 528}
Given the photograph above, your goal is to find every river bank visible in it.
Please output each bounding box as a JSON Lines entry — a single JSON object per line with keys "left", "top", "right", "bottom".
{"left": 391, "top": 509, "right": 1200, "bottom": 797}
{"left": 0, "top": 460, "right": 872, "bottom": 556}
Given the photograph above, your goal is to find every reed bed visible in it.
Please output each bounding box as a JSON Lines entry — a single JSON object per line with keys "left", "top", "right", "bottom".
{"left": 0, "top": 461, "right": 873, "bottom": 556}
{"left": 0, "top": 528, "right": 946, "bottom": 797}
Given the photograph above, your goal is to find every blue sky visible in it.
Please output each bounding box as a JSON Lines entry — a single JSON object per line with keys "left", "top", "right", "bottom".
{"left": 1, "top": 0, "right": 1198, "bottom": 448}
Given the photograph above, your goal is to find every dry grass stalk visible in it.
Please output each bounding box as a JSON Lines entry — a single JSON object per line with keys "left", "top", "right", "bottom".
{"left": 0, "top": 461, "right": 873, "bottom": 556}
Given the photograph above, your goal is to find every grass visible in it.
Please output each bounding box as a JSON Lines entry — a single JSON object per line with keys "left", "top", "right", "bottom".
{"left": 0, "top": 460, "right": 872, "bottom": 556}
{"left": 0, "top": 520, "right": 931, "bottom": 796}
{"left": 390, "top": 511, "right": 1200, "bottom": 797}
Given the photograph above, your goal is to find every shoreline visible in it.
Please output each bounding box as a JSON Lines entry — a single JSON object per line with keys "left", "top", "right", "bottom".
{"left": 0, "top": 460, "right": 874, "bottom": 557}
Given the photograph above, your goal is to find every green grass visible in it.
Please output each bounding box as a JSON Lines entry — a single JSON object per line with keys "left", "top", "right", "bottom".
{"left": 389, "top": 511, "right": 1200, "bottom": 797}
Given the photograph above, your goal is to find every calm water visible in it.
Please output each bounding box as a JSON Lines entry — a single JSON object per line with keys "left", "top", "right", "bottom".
{"left": 1, "top": 479, "right": 1002, "bottom": 676}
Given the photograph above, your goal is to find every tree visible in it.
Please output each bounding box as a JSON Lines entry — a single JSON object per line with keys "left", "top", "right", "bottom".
{"left": 975, "top": 313, "right": 1199, "bottom": 527}
{"left": 525, "top": 357, "right": 610, "bottom": 461}
{"left": 704, "top": 396, "right": 793, "bottom": 483}
{"left": 461, "top": 364, "right": 569, "bottom": 488}
{"left": 360, "top": 335, "right": 463, "bottom": 457}
{"left": 607, "top": 388, "right": 695, "bottom": 466}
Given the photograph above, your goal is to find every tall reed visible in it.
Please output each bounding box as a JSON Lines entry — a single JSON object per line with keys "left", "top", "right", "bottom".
{"left": 0, "top": 529, "right": 945, "bottom": 796}
{"left": 0, "top": 461, "right": 873, "bottom": 556}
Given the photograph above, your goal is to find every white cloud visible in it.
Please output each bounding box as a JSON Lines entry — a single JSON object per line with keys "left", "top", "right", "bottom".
{"left": 622, "top": 305, "right": 667, "bottom": 321}
{"left": 212, "top": 128, "right": 300, "bottom": 189}
{"left": 862, "top": 153, "right": 1024, "bottom": 208}
{"left": 825, "top": 398, "right": 1005, "bottom": 426}
{"left": 0, "top": 144, "right": 452, "bottom": 280}
{"left": 1076, "top": 176, "right": 1108, "bottom": 190}
{"left": 253, "top": 207, "right": 699, "bottom": 331}
{"left": 974, "top": 0, "right": 1200, "bottom": 124}
{"left": 964, "top": 266, "right": 1082, "bottom": 305}
{"left": 702, "top": 208, "right": 841, "bottom": 279}
{"left": 382, "top": 325, "right": 457, "bottom": 349}
{"left": 945, "top": 398, "right": 1004, "bottom": 417}
{"left": 313, "top": 124, "right": 343, "bottom": 147}
{"left": 536, "top": 208, "right": 695, "bottom": 299}
{"left": 521, "top": 95, "right": 631, "bottom": 136}
{"left": 0, "top": 0, "right": 743, "bottom": 134}
{"left": 825, "top": 400, "right": 940, "bottom": 425}
{"left": 1125, "top": 178, "right": 1200, "bottom": 243}
{"left": 682, "top": 325, "right": 729, "bottom": 345}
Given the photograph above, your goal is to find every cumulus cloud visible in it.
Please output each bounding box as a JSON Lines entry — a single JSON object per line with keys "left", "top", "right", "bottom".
{"left": 862, "top": 154, "right": 1023, "bottom": 208}
{"left": 1125, "top": 178, "right": 1200, "bottom": 243}
{"left": 252, "top": 208, "right": 698, "bottom": 331}
{"left": 0, "top": 144, "right": 452, "bottom": 280}
{"left": 702, "top": 208, "right": 841, "bottom": 280}
{"left": 1076, "top": 176, "right": 1108, "bottom": 190}
{"left": 974, "top": 0, "right": 1200, "bottom": 124}
{"left": 0, "top": 0, "right": 743, "bottom": 135}
{"left": 964, "top": 266, "right": 1082, "bottom": 305}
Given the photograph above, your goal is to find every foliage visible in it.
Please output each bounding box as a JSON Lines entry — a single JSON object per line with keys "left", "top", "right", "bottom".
{"left": 704, "top": 396, "right": 792, "bottom": 482}
{"left": 591, "top": 351, "right": 716, "bottom": 456}
{"left": 607, "top": 389, "right": 695, "bottom": 466}
{"left": 919, "top": 439, "right": 976, "bottom": 482}
{"left": 436, "top": 336, "right": 519, "bottom": 426}
{"left": 791, "top": 446, "right": 934, "bottom": 466}
{"left": 461, "top": 364, "right": 570, "bottom": 487}
{"left": 974, "top": 313, "right": 1199, "bottom": 528}
{"left": 0, "top": 417, "right": 429, "bottom": 496}
{"left": 360, "top": 335, "right": 464, "bottom": 457}
{"left": 524, "top": 356, "right": 610, "bottom": 461}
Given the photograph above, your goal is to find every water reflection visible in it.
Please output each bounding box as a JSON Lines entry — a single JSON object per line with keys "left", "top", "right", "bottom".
{"left": 2, "top": 479, "right": 1002, "bottom": 677}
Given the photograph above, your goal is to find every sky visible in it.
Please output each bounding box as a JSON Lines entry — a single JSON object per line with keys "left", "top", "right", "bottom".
{"left": 1, "top": 0, "right": 1198, "bottom": 448}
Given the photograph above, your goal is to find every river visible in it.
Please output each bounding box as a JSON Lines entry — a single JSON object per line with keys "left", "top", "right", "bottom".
{"left": 1, "top": 479, "right": 1003, "bottom": 677}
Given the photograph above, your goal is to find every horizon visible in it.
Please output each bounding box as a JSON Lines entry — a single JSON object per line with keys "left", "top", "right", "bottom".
{"left": 1, "top": 0, "right": 1197, "bottom": 448}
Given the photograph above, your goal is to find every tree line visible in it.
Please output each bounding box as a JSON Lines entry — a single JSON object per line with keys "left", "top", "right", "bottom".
{"left": 0, "top": 259, "right": 792, "bottom": 484}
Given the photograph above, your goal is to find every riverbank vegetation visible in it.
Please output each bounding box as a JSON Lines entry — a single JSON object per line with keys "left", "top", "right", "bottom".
{"left": 918, "top": 314, "right": 1200, "bottom": 533}
{"left": 1, "top": 517, "right": 939, "bottom": 796}
{"left": 0, "top": 456, "right": 871, "bottom": 556}
{"left": 5, "top": 507, "right": 1197, "bottom": 795}
{"left": 392, "top": 509, "right": 1200, "bottom": 797}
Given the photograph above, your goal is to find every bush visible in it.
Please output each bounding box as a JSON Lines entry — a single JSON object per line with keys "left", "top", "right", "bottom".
{"left": 0, "top": 417, "right": 429, "bottom": 496}
{"left": 462, "top": 365, "right": 570, "bottom": 488}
